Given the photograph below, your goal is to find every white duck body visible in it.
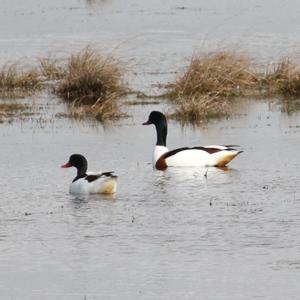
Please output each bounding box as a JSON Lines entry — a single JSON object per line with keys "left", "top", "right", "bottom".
{"left": 144, "top": 111, "right": 242, "bottom": 170}
{"left": 62, "top": 154, "right": 117, "bottom": 195}
{"left": 69, "top": 174, "right": 117, "bottom": 195}
{"left": 153, "top": 145, "right": 241, "bottom": 169}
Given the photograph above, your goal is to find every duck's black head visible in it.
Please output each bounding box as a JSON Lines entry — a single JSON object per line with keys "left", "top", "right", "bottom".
{"left": 143, "top": 111, "right": 167, "bottom": 126}
{"left": 61, "top": 154, "right": 88, "bottom": 176}
{"left": 143, "top": 111, "right": 167, "bottom": 146}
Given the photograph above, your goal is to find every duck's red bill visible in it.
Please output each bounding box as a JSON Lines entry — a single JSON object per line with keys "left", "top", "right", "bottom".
{"left": 61, "top": 163, "right": 71, "bottom": 168}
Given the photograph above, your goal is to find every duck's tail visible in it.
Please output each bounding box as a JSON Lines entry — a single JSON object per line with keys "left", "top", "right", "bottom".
{"left": 215, "top": 150, "right": 243, "bottom": 167}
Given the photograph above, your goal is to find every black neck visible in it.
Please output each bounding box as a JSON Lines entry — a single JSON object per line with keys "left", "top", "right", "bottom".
{"left": 77, "top": 166, "right": 87, "bottom": 177}
{"left": 155, "top": 122, "right": 167, "bottom": 146}
{"left": 73, "top": 166, "right": 87, "bottom": 182}
{"left": 73, "top": 173, "right": 87, "bottom": 183}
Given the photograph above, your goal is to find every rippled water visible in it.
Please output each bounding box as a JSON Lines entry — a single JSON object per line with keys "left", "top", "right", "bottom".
{"left": 1, "top": 0, "right": 300, "bottom": 299}
{"left": 1, "top": 100, "right": 300, "bottom": 299}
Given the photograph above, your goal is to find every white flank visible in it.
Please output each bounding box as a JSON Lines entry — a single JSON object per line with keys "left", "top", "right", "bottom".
{"left": 161, "top": 148, "right": 240, "bottom": 167}
{"left": 166, "top": 149, "right": 212, "bottom": 167}
{"left": 69, "top": 176, "right": 117, "bottom": 194}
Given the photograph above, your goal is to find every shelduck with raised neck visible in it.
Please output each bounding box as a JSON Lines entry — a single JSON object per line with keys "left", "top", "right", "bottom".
{"left": 143, "top": 111, "right": 242, "bottom": 170}
{"left": 61, "top": 154, "right": 117, "bottom": 194}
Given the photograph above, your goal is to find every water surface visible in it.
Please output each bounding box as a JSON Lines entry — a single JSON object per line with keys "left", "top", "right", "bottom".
{"left": 0, "top": 1, "right": 300, "bottom": 299}
{"left": 1, "top": 100, "right": 300, "bottom": 299}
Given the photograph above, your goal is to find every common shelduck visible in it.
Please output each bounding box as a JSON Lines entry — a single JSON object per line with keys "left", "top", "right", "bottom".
{"left": 61, "top": 154, "right": 117, "bottom": 194}
{"left": 143, "top": 111, "right": 242, "bottom": 170}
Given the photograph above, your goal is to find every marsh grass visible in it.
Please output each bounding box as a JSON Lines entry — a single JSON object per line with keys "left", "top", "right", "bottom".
{"left": 124, "top": 100, "right": 160, "bottom": 106}
{"left": 167, "top": 51, "right": 300, "bottom": 122}
{"left": 0, "top": 57, "right": 66, "bottom": 98}
{"left": 0, "top": 103, "right": 32, "bottom": 122}
{"left": 168, "top": 51, "right": 260, "bottom": 121}
{"left": 56, "top": 48, "right": 126, "bottom": 120}
{"left": 0, "top": 103, "right": 27, "bottom": 112}
{"left": 66, "top": 97, "right": 127, "bottom": 121}
{"left": 264, "top": 58, "right": 300, "bottom": 97}
{"left": 2, "top": 49, "right": 300, "bottom": 123}
{"left": 169, "top": 52, "right": 258, "bottom": 100}
{"left": 0, "top": 48, "right": 127, "bottom": 122}
{"left": 0, "top": 64, "right": 42, "bottom": 96}
{"left": 39, "top": 57, "right": 66, "bottom": 81}
{"left": 280, "top": 99, "right": 300, "bottom": 114}
{"left": 170, "top": 95, "right": 230, "bottom": 124}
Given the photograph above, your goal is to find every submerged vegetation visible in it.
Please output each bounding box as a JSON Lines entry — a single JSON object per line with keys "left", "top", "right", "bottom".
{"left": 64, "top": 103, "right": 127, "bottom": 122}
{"left": 0, "top": 102, "right": 32, "bottom": 122}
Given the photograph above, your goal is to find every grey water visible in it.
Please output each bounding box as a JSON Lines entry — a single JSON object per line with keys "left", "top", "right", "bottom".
{"left": 0, "top": 1, "right": 300, "bottom": 299}
{"left": 1, "top": 100, "right": 300, "bottom": 299}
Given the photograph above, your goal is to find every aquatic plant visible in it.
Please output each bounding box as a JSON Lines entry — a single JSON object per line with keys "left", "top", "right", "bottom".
{"left": 169, "top": 51, "right": 258, "bottom": 99}
{"left": 167, "top": 51, "right": 259, "bottom": 122}
{"left": 0, "top": 64, "right": 41, "bottom": 96}
{"left": 0, "top": 103, "right": 32, "bottom": 122}
{"left": 64, "top": 98, "right": 127, "bottom": 122}
{"left": 39, "top": 56, "right": 66, "bottom": 81}
{"left": 264, "top": 57, "right": 300, "bottom": 97}
{"left": 56, "top": 47, "right": 126, "bottom": 120}
{"left": 169, "top": 95, "right": 230, "bottom": 124}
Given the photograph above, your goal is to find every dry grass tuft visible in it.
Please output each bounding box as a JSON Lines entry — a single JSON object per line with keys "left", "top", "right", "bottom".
{"left": 169, "top": 51, "right": 258, "bottom": 100}
{"left": 264, "top": 57, "right": 300, "bottom": 97}
{"left": 168, "top": 51, "right": 260, "bottom": 122}
{"left": 39, "top": 57, "right": 66, "bottom": 81}
{"left": 0, "top": 58, "right": 65, "bottom": 98}
{"left": 0, "top": 64, "right": 41, "bottom": 95}
{"left": 56, "top": 48, "right": 126, "bottom": 120}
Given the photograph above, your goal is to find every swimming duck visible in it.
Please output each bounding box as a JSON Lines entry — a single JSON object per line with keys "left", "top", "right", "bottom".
{"left": 61, "top": 154, "right": 117, "bottom": 194}
{"left": 143, "top": 111, "right": 242, "bottom": 170}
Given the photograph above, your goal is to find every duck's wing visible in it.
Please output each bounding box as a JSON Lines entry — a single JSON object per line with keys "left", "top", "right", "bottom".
{"left": 163, "top": 146, "right": 225, "bottom": 157}
{"left": 192, "top": 146, "right": 224, "bottom": 153}
{"left": 163, "top": 147, "right": 190, "bottom": 159}
{"left": 198, "top": 145, "right": 241, "bottom": 151}
{"left": 85, "top": 172, "right": 116, "bottom": 183}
